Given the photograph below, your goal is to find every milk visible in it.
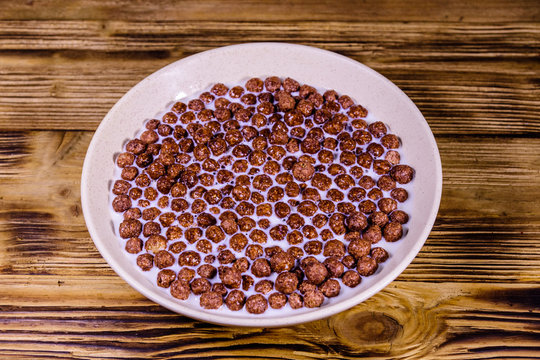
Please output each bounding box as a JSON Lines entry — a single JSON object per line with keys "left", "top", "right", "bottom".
{"left": 110, "top": 81, "right": 413, "bottom": 315}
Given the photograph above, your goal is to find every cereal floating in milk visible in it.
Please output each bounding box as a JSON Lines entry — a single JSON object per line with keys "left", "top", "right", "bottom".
{"left": 110, "top": 77, "right": 414, "bottom": 314}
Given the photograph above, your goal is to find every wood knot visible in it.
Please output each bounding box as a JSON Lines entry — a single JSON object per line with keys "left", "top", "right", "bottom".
{"left": 332, "top": 311, "right": 402, "bottom": 344}
{"left": 70, "top": 204, "right": 81, "bottom": 217}
{"left": 59, "top": 188, "right": 71, "bottom": 198}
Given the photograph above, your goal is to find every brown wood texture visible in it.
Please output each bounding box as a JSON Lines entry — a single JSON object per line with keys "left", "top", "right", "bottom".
{"left": 0, "top": 0, "right": 539, "bottom": 358}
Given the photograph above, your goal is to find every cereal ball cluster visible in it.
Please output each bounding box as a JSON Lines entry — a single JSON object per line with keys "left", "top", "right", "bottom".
{"left": 111, "top": 76, "right": 413, "bottom": 314}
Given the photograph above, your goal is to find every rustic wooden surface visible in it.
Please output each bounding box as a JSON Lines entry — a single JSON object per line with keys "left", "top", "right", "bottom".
{"left": 0, "top": 0, "right": 539, "bottom": 358}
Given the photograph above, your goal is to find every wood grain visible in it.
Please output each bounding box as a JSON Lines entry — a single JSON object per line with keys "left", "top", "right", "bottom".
{"left": 0, "top": 132, "right": 539, "bottom": 282}
{"left": 0, "top": 278, "right": 537, "bottom": 359}
{"left": 0, "top": 1, "right": 538, "bottom": 358}
{"left": 0, "top": 21, "right": 538, "bottom": 133}
{"left": 0, "top": 0, "right": 538, "bottom": 22}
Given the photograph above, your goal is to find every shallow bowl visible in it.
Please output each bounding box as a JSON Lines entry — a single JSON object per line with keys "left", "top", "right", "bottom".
{"left": 81, "top": 42, "right": 442, "bottom": 327}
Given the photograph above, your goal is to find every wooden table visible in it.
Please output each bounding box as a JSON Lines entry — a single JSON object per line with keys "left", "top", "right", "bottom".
{"left": 0, "top": 1, "right": 539, "bottom": 358}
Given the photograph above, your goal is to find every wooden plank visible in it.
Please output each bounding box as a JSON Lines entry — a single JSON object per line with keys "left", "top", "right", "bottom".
{"left": 1, "top": 62, "right": 538, "bottom": 134}
{"left": 0, "top": 0, "right": 538, "bottom": 22}
{"left": 1, "top": 60, "right": 538, "bottom": 134}
{"left": 0, "top": 21, "right": 538, "bottom": 133}
{"left": 0, "top": 278, "right": 537, "bottom": 359}
{"left": 0, "top": 131, "right": 539, "bottom": 282}
{"left": 0, "top": 0, "right": 537, "bottom": 358}
{"left": 0, "top": 20, "right": 537, "bottom": 56}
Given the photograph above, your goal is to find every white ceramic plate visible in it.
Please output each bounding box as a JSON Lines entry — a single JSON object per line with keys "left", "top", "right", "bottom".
{"left": 81, "top": 43, "right": 442, "bottom": 327}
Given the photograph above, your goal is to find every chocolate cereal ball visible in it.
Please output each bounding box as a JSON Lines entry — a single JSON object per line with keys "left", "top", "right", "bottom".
{"left": 385, "top": 150, "right": 400, "bottom": 165}
{"left": 178, "top": 250, "right": 201, "bottom": 266}
{"left": 304, "top": 240, "right": 322, "bottom": 255}
{"left": 304, "top": 261, "right": 328, "bottom": 285}
{"left": 198, "top": 264, "right": 217, "bottom": 279}
{"left": 390, "top": 165, "right": 414, "bottom": 184}
{"left": 288, "top": 246, "right": 304, "bottom": 259}
{"left": 251, "top": 258, "right": 272, "bottom": 278}
{"left": 113, "top": 77, "right": 415, "bottom": 315}
{"left": 213, "top": 282, "right": 228, "bottom": 297}
{"left": 378, "top": 198, "right": 398, "bottom": 214}
{"left": 124, "top": 208, "right": 142, "bottom": 220}
{"left": 370, "top": 211, "right": 389, "bottom": 227}
{"left": 219, "top": 266, "right": 242, "bottom": 289}
{"left": 319, "top": 279, "right": 341, "bottom": 298}
{"left": 324, "top": 257, "right": 345, "bottom": 278}
{"left": 268, "top": 292, "right": 287, "bottom": 309}
{"left": 270, "top": 251, "right": 296, "bottom": 273}
{"left": 346, "top": 211, "right": 368, "bottom": 232}
{"left": 368, "top": 121, "right": 387, "bottom": 138}
{"left": 136, "top": 253, "right": 153, "bottom": 271}
{"left": 225, "top": 289, "right": 246, "bottom": 311}
{"left": 342, "top": 255, "right": 356, "bottom": 269}
{"left": 371, "top": 247, "right": 389, "bottom": 263}
{"left": 329, "top": 213, "right": 347, "bottom": 235}
{"left": 170, "top": 280, "right": 190, "bottom": 300}
{"left": 232, "top": 257, "right": 250, "bottom": 273}
{"left": 119, "top": 219, "right": 142, "bottom": 239}
{"left": 265, "top": 76, "right": 281, "bottom": 92}
{"left": 200, "top": 291, "right": 223, "bottom": 309}
{"left": 377, "top": 175, "right": 396, "bottom": 191}
{"left": 298, "top": 281, "right": 316, "bottom": 295}
{"left": 157, "top": 269, "right": 176, "bottom": 288}
{"left": 245, "top": 294, "right": 268, "bottom": 314}
{"left": 289, "top": 292, "right": 304, "bottom": 309}
{"left": 255, "top": 280, "right": 274, "bottom": 294}
{"left": 155, "top": 250, "right": 175, "bottom": 269}
{"left": 143, "top": 221, "right": 161, "bottom": 237}
{"left": 275, "top": 272, "right": 299, "bottom": 294}
{"left": 342, "top": 270, "right": 361, "bottom": 288}
{"left": 292, "top": 161, "right": 315, "bottom": 182}
{"left": 357, "top": 256, "right": 378, "bottom": 276}
{"left": 361, "top": 224, "right": 382, "bottom": 244}
{"left": 383, "top": 221, "right": 403, "bottom": 242}
{"left": 178, "top": 268, "right": 196, "bottom": 283}
{"left": 390, "top": 210, "right": 409, "bottom": 224}
{"left": 323, "top": 240, "right": 346, "bottom": 258}
{"left": 238, "top": 274, "right": 252, "bottom": 290}
{"left": 112, "top": 195, "right": 132, "bottom": 213}
{"left": 304, "top": 289, "right": 325, "bottom": 308}
{"left": 190, "top": 278, "right": 211, "bottom": 295}
{"left": 348, "top": 239, "right": 372, "bottom": 259}
{"left": 245, "top": 244, "right": 263, "bottom": 260}
{"left": 125, "top": 237, "right": 143, "bottom": 254}
{"left": 391, "top": 188, "right": 409, "bottom": 203}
